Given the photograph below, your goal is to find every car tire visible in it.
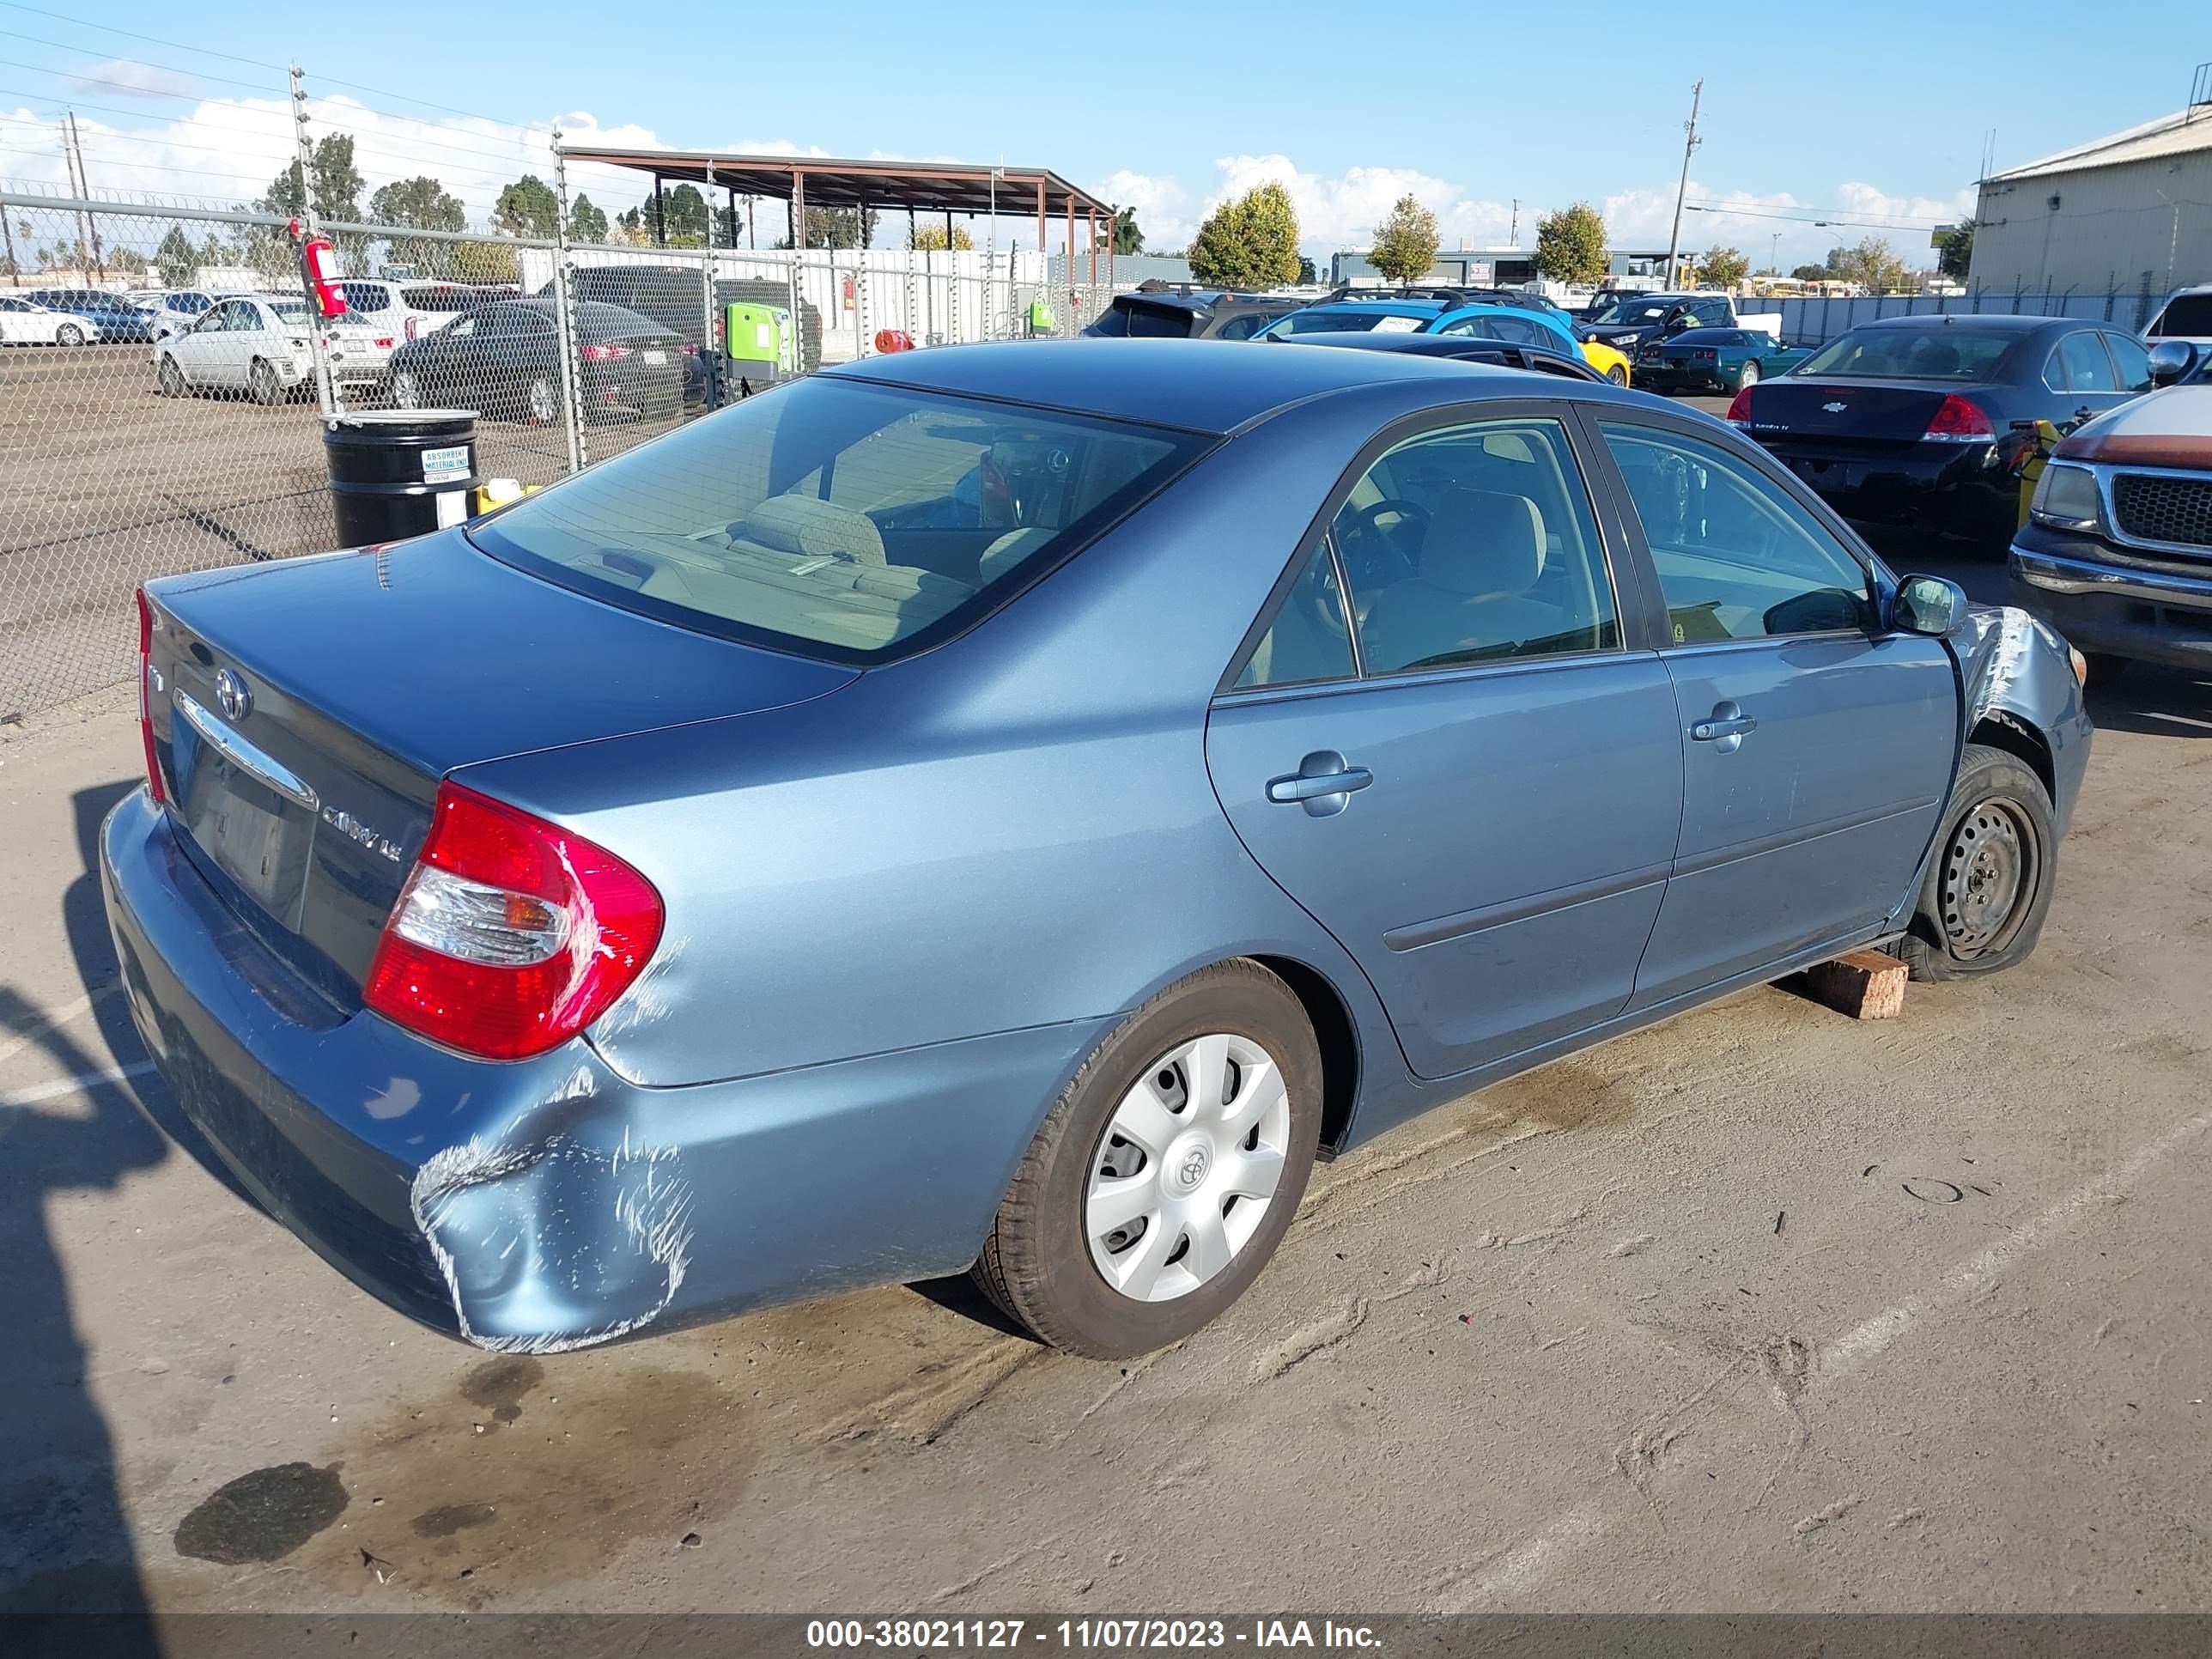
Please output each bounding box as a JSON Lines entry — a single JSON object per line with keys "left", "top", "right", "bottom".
{"left": 390, "top": 369, "right": 422, "bottom": 410}
{"left": 249, "top": 359, "right": 282, "bottom": 406}
{"left": 1607, "top": 364, "right": 1628, "bottom": 386}
{"left": 55, "top": 322, "right": 85, "bottom": 347}
{"left": 1897, "top": 742, "right": 2057, "bottom": 982}
{"left": 526, "top": 374, "right": 558, "bottom": 426}
{"left": 1737, "top": 362, "right": 1761, "bottom": 392}
{"left": 156, "top": 356, "right": 186, "bottom": 398}
{"left": 971, "top": 959, "right": 1323, "bottom": 1359}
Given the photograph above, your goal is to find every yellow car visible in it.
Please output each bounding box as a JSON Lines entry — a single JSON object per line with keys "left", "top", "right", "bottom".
{"left": 1580, "top": 337, "right": 1632, "bottom": 386}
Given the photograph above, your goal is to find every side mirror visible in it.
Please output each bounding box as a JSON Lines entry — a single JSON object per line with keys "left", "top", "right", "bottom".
{"left": 2147, "top": 338, "right": 2196, "bottom": 387}
{"left": 1892, "top": 574, "right": 1967, "bottom": 637}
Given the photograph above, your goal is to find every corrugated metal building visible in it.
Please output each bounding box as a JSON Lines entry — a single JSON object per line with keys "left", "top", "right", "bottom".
{"left": 1969, "top": 99, "right": 2212, "bottom": 297}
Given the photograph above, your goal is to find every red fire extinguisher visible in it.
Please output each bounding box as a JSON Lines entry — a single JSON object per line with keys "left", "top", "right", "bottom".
{"left": 290, "top": 219, "right": 348, "bottom": 319}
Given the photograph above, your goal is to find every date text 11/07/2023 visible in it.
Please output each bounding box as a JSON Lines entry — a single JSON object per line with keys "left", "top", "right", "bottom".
{"left": 804, "top": 1620, "right": 1384, "bottom": 1650}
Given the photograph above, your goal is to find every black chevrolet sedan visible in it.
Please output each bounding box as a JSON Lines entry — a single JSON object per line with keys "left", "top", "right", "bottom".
{"left": 388, "top": 299, "right": 684, "bottom": 426}
{"left": 1728, "top": 314, "right": 2155, "bottom": 547}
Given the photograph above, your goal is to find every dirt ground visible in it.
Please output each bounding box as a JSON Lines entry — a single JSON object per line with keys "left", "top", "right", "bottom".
{"left": 3, "top": 443, "right": 2209, "bottom": 1622}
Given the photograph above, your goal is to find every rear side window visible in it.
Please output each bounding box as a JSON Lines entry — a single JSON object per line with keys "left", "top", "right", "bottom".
{"left": 475, "top": 376, "right": 1208, "bottom": 663}
{"left": 2056, "top": 331, "right": 2117, "bottom": 392}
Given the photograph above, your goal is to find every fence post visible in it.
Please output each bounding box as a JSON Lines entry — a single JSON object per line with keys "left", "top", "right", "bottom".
{"left": 549, "top": 129, "right": 588, "bottom": 471}
{"left": 289, "top": 64, "right": 338, "bottom": 420}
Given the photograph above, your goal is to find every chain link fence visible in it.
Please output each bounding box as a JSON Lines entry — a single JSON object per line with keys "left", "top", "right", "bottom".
{"left": 0, "top": 183, "right": 1135, "bottom": 721}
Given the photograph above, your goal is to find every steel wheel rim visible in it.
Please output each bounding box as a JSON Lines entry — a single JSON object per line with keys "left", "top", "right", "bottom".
{"left": 528, "top": 376, "right": 556, "bottom": 424}
{"left": 1085, "top": 1032, "right": 1292, "bottom": 1304}
{"left": 1941, "top": 796, "right": 2037, "bottom": 957}
{"left": 392, "top": 371, "right": 420, "bottom": 409}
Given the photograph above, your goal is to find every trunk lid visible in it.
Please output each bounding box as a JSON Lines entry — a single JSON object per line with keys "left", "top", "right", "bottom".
{"left": 1747, "top": 377, "right": 1990, "bottom": 453}
{"left": 144, "top": 529, "right": 856, "bottom": 1001}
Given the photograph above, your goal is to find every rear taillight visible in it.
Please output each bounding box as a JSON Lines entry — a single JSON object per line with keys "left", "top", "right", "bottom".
{"left": 374, "top": 337, "right": 393, "bottom": 349}
{"left": 1725, "top": 386, "right": 1753, "bottom": 428}
{"left": 680, "top": 342, "right": 698, "bottom": 356}
{"left": 1694, "top": 349, "right": 1716, "bottom": 360}
{"left": 1923, "top": 395, "right": 1996, "bottom": 443}
{"left": 363, "top": 782, "right": 663, "bottom": 1060}
{"left": 579, "top": 343, "right": 633, "bottom": 362}
{"left": 136, "top": 588, "right": 165, "bottom": 805}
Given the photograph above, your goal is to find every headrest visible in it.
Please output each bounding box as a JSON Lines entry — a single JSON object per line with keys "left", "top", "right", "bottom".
{"left": 1909, "top": 339, "right": 1960, "bottom": 375}
{"left": 736, "top": 494, "right": 885, "bottom": 565}
{"left": 1419, "top": 488, "right": 1545, "bottom": 597}
{"left": 977, "top": 527, "right": 1057, "bottom": 585}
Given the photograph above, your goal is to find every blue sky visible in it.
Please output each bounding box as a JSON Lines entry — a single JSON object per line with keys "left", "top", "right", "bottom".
{"left": 1, "top": 0, "right": 2202, "bottom": 267}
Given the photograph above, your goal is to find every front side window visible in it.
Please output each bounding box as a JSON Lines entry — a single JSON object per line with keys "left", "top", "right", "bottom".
{"left": 1331, "top": 418, "right": 1619, "bottom": 675}
{"left": 2105, "top": 331, "right": 2154, "bottom": 392}
{"left": 476, "top": 376, "right": 1206, "bottom": 662}
{"left": 1601, "top": 422, "right": 1875, "bottom": 642}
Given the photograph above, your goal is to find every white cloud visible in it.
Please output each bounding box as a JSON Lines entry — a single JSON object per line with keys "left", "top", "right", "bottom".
{"left": 71, "top": 59, "right": 204, "bottom": 101}
{"left": 1601, "top": 178, "right": 1976, "bottom": 272}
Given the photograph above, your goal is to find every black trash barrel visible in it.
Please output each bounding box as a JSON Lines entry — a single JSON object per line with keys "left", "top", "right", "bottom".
{"left": 323, "top": 409, "right": 482, "bottom": 547}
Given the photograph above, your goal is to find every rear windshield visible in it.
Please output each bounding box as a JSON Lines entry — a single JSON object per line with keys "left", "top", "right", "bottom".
{"left": 474, "top": 376, "right": 1209, "bottom": 663}
{"left": 402, "top": 286, "right": 479, "bottom": 313}
{"left": 2150, "top": 294, "right": 2212, "bottom": 337}
{"left": 1094, "top": 299, "right": 1194, "bottom": 338}
{"left": 1267, "top": 309, "right": 1418, "bottom": 336}
{"left": 1796, "top": 326, "right": 2015, "bottom": 381}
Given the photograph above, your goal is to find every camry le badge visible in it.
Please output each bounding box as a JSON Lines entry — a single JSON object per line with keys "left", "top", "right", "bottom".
{"left": 320, "top": 806, "right": 404, "bottom": 863}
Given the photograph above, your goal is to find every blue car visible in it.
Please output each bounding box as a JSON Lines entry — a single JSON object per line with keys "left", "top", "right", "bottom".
{"left": 105, "top": 341, "right": 2090, "bottom": 1360}
{"left": 22, "top": 286, "right": 156, "bottom": 343}
{"left": 1257, "top": 295, "right": 1586, "bottom": 356}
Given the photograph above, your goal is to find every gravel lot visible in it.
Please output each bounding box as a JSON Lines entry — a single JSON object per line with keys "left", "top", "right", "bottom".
{"left": 3, "top": 499, "right": 2209, "bottom": 1620}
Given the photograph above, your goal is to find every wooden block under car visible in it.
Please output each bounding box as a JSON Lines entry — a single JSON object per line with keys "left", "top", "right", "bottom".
{"left": 1790, "top": 949, "right": 1907, "bottom": 1020}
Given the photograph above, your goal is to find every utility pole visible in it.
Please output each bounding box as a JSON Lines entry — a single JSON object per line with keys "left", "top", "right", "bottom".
{"left": 63, "top": 111, "right": 105, "bottom": 281}
{"left": 1663, "top": 79, "right": 1703, "bottom": 289}
{"left": 2, "top": 210, "right": 17, "bottom": 287}
{"left": 549, "top": 128, "right": 587, "bottom": 472}
{"left": 1770, "top": 231, "right": 1780, "bottom": 275}
{"left": 1510, "top": 198, "right": 1518, "bottom": 246}
{"left": 289, "top": 64, "right": 337, "bottom": 418}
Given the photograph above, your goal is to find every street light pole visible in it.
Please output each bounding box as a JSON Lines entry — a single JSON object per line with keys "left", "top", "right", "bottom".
{"left": 1663, "top": 79, "right": 1703, "bottom": 289}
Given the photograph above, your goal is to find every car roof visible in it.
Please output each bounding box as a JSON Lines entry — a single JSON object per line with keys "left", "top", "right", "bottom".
{"left": 1855, "top": 313, "right": 2073, "bottom": 333}
{"left": 1279, "top": 332, "right": 1571, "bottom": 361}
{"left": 829, "top": 338, "right": 1575, "bottom": 434}
{"left": 1433, "top": 301, "right": 1570, "bottom": 324}
{"left": 1296, "top": 299, "right": 1449, "bottom": 319}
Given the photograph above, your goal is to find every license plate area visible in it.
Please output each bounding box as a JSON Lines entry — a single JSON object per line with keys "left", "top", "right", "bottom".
{"left": 172, "top": 693, "right": 318, "bottom": 926}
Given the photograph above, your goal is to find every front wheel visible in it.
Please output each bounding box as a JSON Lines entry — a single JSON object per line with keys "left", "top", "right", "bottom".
{"left": 1606, "top": 363, "right": 1628, "bottom": 386}
{"left": 1897, "top": 743, "right": 2057, "bottom": 981}
{"left": 248, "top": 358, "right": 282, "bottom": 406}
{"left": 390, "top": 368, "right": 422, "bottom": 410}
{"left": 55, "top": 322, "right": 85, "bottom": 347}
{"left": 526, "top": 374, "right": 558, "bottom": 426}
{"left": 156, "top": 356, "right": 186, "bottom": 398}
{"left": 972, "top": 960, "right": 1322, "bottom": 1358}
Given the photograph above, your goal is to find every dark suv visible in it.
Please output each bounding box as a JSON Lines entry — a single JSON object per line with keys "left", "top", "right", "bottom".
{"left": 1081, "top": 289, "right": 1307, "bottom": 340}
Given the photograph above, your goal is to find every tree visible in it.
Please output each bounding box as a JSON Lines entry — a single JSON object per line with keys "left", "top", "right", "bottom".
{"left": 451, "top": 240, "right": 518, "bottom": 283}
{"left": 1534, "top": 202, "right": 1608, "bottom": 287}
{"left": 614, "top": 206, "right": 646, "bottom": 246}
{"left": 155, "top": 225, "right": 200, "bottom": 285}
{"left": 1297, "top": 255, "right": 1316, "bottom": 285}
{"left": 802, "top": 205, "right": 876, "bottom": 249}
{"left": 1109, "top": 205, "right": 1142, "bottom": 256}
{"left": 1698, "top": 246, "right": 1750, "bottom": 289}
{"left": 492, "top": 174, "right": 561, "bottom": 239}
{"left": 1187, "top": 181, "right": 1300, "bottom": 289}
{"left": 255, "top": 131, "right": 367, "bottom": 270}
{"left": 1369, "top": 193, "right": 1441, "bottom": 285}
{"left": 1831, "top": 234, "right": 1910, "bottom": 293}
{"left": 910, "top": 223, "right": 975, "bottom": 251}
{"left": 1934, "top": 222, "right": 1974, "bottom": 283}
{"left": 568, "top": 194, "right": 608, "bottom": 244}
{"left": 1790, "top": 262, "right": 1833, "bottom": 282}
{"left": 369, "top": 175, "right": 466, "bottom": 269}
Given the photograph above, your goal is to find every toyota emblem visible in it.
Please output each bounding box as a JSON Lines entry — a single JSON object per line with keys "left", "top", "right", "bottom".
{"left": 214, "top": 668, "right": 252, "bottom": 721}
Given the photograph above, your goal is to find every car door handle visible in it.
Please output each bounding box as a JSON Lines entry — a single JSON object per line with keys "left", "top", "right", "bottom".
{"left": 1690, "top": 701, "right": 1758, "bottom": 745}
{"left": 1267, "top": 752, "right": 1372, "bottom": 817}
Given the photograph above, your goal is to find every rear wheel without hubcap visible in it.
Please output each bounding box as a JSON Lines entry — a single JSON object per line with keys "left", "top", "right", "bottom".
{"left": 527, "top": 374, "right": 558, "bottom": 425}
{"left": 390, "top": 369, "right": 422, "bottom": 410}
{"left": 974, "top": 960, "right": 1322, "bottom": 1358}
{"left": 55, "top": 322, "right": 84, "bottom": 347}
{"left": 1738, "top": 362, "right": 1761, "bottom": 391}
{"left": 249, "top": 359, "right": 281, "bottom": 406}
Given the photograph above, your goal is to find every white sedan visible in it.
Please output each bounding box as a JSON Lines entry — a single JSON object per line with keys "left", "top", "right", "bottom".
{"left": 153, "top": 293, "right": 391, "bottom": 404}
{"left": 0, "top": 295, "right": 98, "bottom": 345}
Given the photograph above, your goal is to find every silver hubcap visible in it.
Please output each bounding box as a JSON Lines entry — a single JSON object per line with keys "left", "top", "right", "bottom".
{"left": 1942, "top": 799, "right": 2033, "bottom": 957}
{"left": 1085, "top": 1032, "right": 1291, "bottom": 1304}
{"left": 392, "top": 372, "right": 420, "bottom": 409}
{"left": 529, "top": 378, "right": 556, "bottom": 422}
{"left": 1741, "top": 363, "right": 1759, "bottom": 386}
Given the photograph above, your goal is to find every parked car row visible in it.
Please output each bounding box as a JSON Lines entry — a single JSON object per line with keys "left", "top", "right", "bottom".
{"left": 0, "top": 287, "right": 157, "bottom": 344}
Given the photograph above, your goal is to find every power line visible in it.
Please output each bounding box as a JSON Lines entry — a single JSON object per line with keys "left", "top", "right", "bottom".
{"left": 0, "top": 1, "right": 283, "bottom": 72}
{"left": 0, "top": 27, "right": 279, "bottom": 93}
{"left": 1685, "top": 198, "right": 1953, "bottom": 228}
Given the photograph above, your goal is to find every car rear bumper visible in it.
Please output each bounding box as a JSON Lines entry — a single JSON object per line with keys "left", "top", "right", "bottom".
{"left": 103, "top": 790, "right": 1105, "bottom": 1351}
{"left": 2008, "top": 532, "right": 2212, "bottom": 671}
{"left": 1755, "top": 439, "right": 2016, "bottom": 539}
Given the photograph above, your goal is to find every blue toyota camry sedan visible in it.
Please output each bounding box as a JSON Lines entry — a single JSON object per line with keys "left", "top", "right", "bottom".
{"left": 105, "top": 341, "right": 2093, "bottom": 1359}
